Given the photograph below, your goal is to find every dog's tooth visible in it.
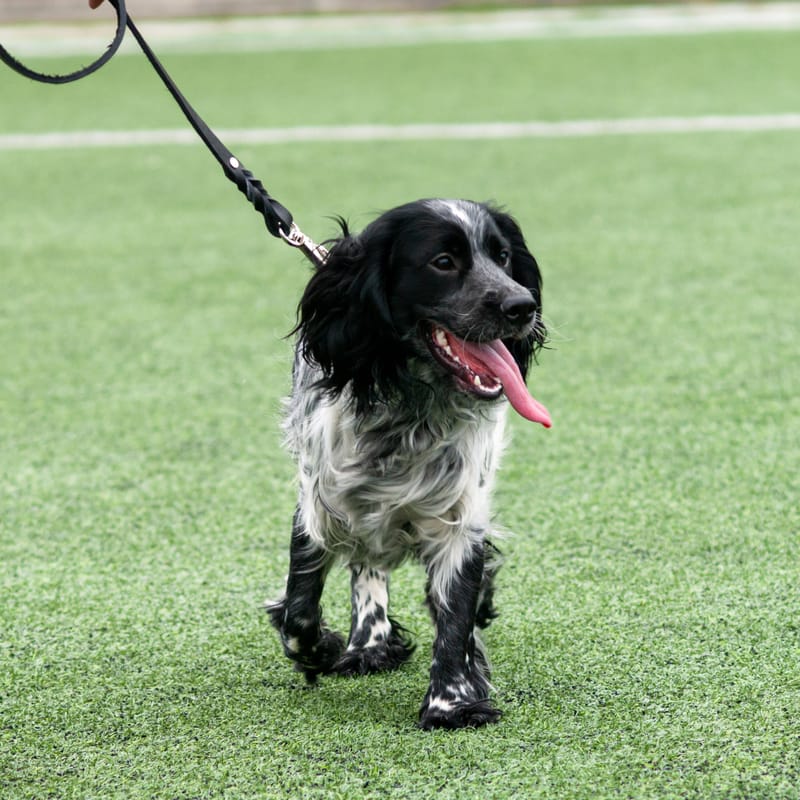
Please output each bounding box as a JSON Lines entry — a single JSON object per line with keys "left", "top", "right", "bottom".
{"left": 435, "top": 329, "right": 448, "bottom": 347}
{"left": 473, "top": 375, "right": 482, "bottom": 387}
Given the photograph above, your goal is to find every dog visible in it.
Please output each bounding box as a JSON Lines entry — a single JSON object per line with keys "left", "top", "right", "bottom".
{"left": 268, "top": 198, "right": 550, "bottom": 729}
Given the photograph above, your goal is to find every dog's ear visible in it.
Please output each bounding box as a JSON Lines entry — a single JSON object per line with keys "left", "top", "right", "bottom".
{"left": 294, "top": 222, "right": 397, "bottom": 409}
{"left": 489, "top": 208, "right": 546, "bottom": 379}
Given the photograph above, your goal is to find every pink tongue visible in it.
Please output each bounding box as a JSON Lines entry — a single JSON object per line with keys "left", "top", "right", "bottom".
{"left": 456, "top": 338, "right": 552, "bottom": 428}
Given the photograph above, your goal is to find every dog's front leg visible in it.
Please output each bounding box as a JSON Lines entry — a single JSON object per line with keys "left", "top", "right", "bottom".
{"left": 419, "top": 534, "right": 502, "bottom": 730}
{"left": 267, "top": 508, "right": 344, "bottom": 683}
{"left": 330, "top": 565, "right": 415, "bottom": 676}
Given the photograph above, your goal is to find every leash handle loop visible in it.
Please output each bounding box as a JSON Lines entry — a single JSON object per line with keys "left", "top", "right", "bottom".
{"left": 0, "top": 1, "right": 126, "bottom": 84}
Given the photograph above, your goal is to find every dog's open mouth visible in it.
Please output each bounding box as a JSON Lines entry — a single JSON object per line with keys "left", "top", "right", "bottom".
{"left": 425, "top": 325, "right": 551, "bottom": 427}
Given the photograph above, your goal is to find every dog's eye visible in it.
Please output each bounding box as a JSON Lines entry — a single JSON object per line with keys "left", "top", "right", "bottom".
{"left": 430, "top": 254, "right": 457, "bottom": 271}
{"left": 498, "top": 249, "right": 511, "bottom": 268}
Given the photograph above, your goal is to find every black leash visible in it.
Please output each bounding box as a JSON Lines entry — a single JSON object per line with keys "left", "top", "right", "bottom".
{"left": 0, "top": 0, "right": 328, "bottom": 266}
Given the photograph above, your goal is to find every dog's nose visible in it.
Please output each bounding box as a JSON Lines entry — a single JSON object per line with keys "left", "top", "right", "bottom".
{"left": 500, "top": 295, "right": 536, "bottom": 326}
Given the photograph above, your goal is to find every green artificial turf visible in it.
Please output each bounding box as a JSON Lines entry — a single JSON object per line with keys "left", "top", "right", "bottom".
{"left": 1, "top": 19, "right": 799, "bottom": 800}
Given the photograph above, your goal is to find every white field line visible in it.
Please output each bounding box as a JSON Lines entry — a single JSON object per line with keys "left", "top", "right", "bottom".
{"left": 1, "top": 3, "right": 800, "bottom": 57}
{"left": 2, "top": 115, "right": 800, "bottom": 151}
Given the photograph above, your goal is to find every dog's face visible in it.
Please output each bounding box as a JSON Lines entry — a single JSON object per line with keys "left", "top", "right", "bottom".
{"left": 386, "top": 199, "right": 541, "bottom": 341}
{"left": 296, "top": 199, "right": 549, "bottom": 425}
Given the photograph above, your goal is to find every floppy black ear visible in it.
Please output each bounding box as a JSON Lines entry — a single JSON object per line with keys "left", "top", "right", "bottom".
{"left": 489, "top": 208, "right": 546, "bottom": 379}
{"left": 294, "top": 222, "right": 399, "bottom": 410}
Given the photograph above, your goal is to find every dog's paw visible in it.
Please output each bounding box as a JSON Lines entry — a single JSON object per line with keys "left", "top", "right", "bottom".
{"left": 295, "top": 629, "right": 346, "bottom": 684}
{"left": 267, "top": 599, "right": 346, "bottom": 683}
{"left": 418, "top": 697, "right": 502, "bottom": 730}
{"left": 331, "top": 629, "right": 415, "bottom": 677}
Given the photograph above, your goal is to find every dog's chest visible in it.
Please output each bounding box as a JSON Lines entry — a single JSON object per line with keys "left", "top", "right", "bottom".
{"left": 294, "top": 394, "right": 506, "bottom": 558}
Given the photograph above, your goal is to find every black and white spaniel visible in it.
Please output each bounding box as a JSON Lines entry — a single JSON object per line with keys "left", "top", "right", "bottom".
{"left": 269, "top": 198, "right": 550, "bottom": 729}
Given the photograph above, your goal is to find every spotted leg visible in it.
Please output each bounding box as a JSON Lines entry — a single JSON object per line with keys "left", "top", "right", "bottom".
{"left": 419, "top": 534, "right": 502, "bottom": 730}
{"left": 267, "top": 507, "right": 345, "bottom": 683}
{"left": 331, "top": 564, "right": 415, "bottom": 676}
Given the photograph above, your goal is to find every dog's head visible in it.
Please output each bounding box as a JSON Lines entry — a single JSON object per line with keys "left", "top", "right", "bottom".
{"left": 295, "top": 199, "right": 549, "bottom": 426}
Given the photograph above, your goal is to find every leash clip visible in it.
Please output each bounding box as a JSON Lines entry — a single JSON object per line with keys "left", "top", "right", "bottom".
{"left": 280, "top": 223, "right": 330, "bottom": 268}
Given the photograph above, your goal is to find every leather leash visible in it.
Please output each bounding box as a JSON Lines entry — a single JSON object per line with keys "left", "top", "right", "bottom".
{"left": 0, "top": 0, "right": 329, "bottom": 266}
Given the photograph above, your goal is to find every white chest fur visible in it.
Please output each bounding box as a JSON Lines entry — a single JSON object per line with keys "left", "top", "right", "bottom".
{"left": 286, "top": 367, "right": 507, "bottom": 570}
